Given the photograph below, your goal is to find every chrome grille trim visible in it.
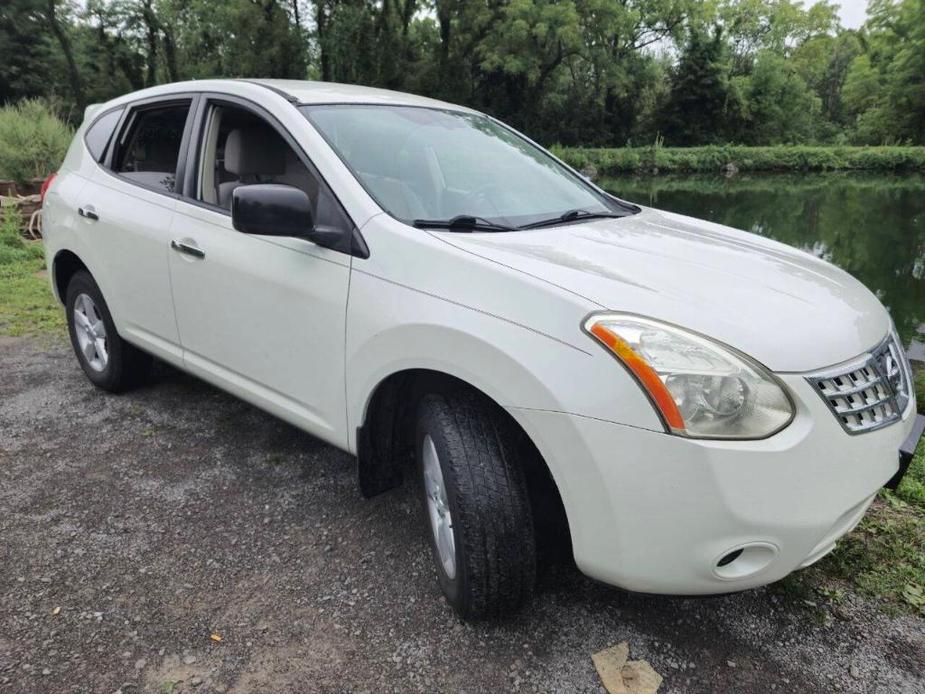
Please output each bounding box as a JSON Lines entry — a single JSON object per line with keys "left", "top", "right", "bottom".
{"left": 806, "top": 333, "right": 912, "bottom": 435}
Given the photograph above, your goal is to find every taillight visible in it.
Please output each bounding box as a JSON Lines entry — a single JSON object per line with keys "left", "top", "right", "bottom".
{"left": 40, "top": 172, "right": 57, "bottom": 205}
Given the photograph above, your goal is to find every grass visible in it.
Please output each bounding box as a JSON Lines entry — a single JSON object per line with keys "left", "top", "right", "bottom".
{"left": 822, "top": 490, "right": 925, "bottom": 614}
{"left": 785, "top": 482, "right": 925, "bottom": 617}
{"left": 553, "top": 144, "right": 925, "bottom": 176}
{"left": 0, "top": 207, "right": 63, "bottom": 336}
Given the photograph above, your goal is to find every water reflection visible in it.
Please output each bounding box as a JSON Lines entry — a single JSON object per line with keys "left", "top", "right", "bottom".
{"left": 606, "top": 173, "right": 925, "bottom": 355}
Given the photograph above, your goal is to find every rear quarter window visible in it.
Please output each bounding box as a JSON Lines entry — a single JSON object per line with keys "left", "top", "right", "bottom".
{"left": 84, "top": 108, "right": 124, "bottom": 162}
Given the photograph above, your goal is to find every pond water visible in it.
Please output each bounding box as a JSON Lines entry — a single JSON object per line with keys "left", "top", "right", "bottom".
{"left": 603, "top": 173, "right": 925, "bottom": 359}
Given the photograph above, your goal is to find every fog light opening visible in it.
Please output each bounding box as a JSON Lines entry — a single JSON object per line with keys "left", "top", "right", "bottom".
{"left": 717, "top": 549, "right": 743, "bottom": 567}
{"left": 713, "top": 542, "right": 778, "bottom": 580}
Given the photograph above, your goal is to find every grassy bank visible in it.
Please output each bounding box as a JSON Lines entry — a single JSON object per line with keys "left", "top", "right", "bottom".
{"left": 0, "top": 209, "right": 62, "bottom": 336}
{"left": 554, "top": 145, "right": 925, "bottom": 176}
{"left": 599, "top": 171, "right": 925, "bottom": 196}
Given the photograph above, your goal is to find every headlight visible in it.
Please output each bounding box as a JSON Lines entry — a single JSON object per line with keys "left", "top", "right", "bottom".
{"left": 584, "top": 313, "right": 794, "bottom": 439}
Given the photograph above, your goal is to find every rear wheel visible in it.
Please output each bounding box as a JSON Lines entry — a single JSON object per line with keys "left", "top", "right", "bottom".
{"left": 415, "top": 390, "right": 536, "bottom": 619}
{"left": 65, "top": 271, "right": 151, "bottom": 392}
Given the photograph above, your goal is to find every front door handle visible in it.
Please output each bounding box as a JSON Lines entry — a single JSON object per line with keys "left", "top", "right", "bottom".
{"left": 78, "top": 205, "right": 99, "bottom": 221}
{"left": 170, "top": 239, "right": 205, "bottom": 259}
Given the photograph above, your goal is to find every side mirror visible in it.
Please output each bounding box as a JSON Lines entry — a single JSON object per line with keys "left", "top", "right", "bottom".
{"left": 231, "top": 184, "right": 345, "bottom": 251}
{"left": 232, "top": 183, "right": 313, "bottom": 237}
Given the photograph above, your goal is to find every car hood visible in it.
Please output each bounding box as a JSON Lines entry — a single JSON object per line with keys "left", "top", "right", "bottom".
{"left": 437, "top": 207, "right": 890, "bottom": 372}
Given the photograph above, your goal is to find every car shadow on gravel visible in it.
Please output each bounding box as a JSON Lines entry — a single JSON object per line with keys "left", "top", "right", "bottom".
{"left": 1, "top": 340, "right": 923, "bottom": 693}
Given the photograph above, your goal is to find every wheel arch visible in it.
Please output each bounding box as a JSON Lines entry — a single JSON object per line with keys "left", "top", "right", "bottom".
{"left": 355, "top": 367, "right": 573, "bottom": 558}
{"left": 51, "top": 249, "right": 90, "bottom": 304}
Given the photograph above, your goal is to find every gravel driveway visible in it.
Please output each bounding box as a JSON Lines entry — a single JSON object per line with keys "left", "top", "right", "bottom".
{"left": 2, "top": 337, "right": 924, "bottom": 693}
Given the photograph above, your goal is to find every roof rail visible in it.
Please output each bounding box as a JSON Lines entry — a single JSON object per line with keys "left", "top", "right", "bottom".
{"left": 233, "top": 79, "right": 299, "bottom": 104}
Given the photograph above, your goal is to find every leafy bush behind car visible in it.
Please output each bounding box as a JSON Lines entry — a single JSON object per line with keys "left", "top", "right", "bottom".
{"left": 0, "top": 206, "right": 60, "bottom": 336}
{"left": 0, "top": 208, "right": 41, "bottom": 265}
{"left": 0, "top": 100, "right": 73, "bottom": 184}
{"left": 555, "top": 145, "right": 925, "bottom": 177}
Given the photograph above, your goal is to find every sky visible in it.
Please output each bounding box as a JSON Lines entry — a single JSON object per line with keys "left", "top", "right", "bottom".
{"left": 831, "top": 0, "right": 869, "bottom": 29}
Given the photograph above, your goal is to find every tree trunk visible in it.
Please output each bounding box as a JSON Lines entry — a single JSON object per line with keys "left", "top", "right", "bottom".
{"left": 291, "top": 0, "right": 302, "bottom": 36}
{"left": 141, "top": 0, "right": 158, "bottom": 86}
{"left": 117, "top": 51, "right": 146, "bottom": 91}
{"left": 162, "top": 27, "right": 180, "bottom": 82}
{"left": 436, "top": 0, "right": 451, "bottom": 66}
{"left": 93, "top": 9, "right": 118, "bottom": 83}
{"left": 44, "top": 0, "right": 85, "bottom": 111}
{"left": 316, "top": 0, "right": 331, "bottom": 81}
{"left": 399, "top": 0, "right": 415, "bottom": 39}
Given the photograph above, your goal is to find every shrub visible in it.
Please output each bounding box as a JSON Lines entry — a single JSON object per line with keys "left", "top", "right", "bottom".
{"left": 0, "top": 99, "right": 74, "bottom": 184}
{"left": 0, "top": 207, "right": 29, "bottom": 266}
{"left": 556, "top": 145, "right": 925, "bottom": 177}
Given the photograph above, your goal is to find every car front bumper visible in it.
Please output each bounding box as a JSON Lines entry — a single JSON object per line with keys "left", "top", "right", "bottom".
{"left": 508, "top": 376, "right": 920, "bottom": 595}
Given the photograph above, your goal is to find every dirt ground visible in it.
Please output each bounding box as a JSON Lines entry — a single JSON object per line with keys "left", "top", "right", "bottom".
{"left": 1, "top": 337, "right": 924, "bottom": 694}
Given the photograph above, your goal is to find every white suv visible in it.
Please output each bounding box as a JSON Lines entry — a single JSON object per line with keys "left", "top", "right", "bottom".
{"left": 42, "top": 80, "right": 923, "bottom": 619}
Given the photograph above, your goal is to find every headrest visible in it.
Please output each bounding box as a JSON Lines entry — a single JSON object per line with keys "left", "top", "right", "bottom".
{"left": 224, "top": 127, "right": 286, "bottom": 176}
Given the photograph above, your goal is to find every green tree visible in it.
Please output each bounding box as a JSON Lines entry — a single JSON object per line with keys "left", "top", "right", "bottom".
{"left": 571, "top": 0, "right": 692, "bottom": 145}
{"left": 1, "top": 0, "right": 923, "bottom": 147}
{"left": 842, "top": 0, "right": 925, "bottom": 144}
{"left": 719, "top": 0, "right": 838, "bottom": 72}
{"left": 473, "top": 0, "right": 583, "bottom": 133}
{"left": 741, "top": 50, "right": 820, "bottom": 143}
{"left": 314, "top": 0, "right": 421, "bottom": 90}
{"left": 160, "top": 0, "right": 306, "bottom": 79}
{"left": 791, "top": 31, "right": 862, "bottom": 131}
{"left": 0, "top": 0, "right": 57, "bottom": 106}
{"left": 660, "top": 26, "right": 730, "bottom": 145}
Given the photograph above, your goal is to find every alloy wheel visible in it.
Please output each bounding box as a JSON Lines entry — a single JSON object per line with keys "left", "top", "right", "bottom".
{"left": 73, "top": 293, "right": 109, "bottom": 372}
{"left": 422, "top": 433, "right": 456, "bottom": 579}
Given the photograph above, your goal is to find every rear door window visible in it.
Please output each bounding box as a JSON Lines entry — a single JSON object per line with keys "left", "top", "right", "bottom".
{"left": 113, "top": 102, "right": 192, "bottom": 194}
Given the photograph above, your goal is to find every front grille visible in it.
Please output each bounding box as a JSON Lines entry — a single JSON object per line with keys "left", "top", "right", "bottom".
{"left": 807, "top": 334, "right": 912, "bottom": 434}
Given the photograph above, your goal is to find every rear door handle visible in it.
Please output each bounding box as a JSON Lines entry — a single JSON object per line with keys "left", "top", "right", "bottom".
{"left": 170, "top": 239, "right": 205, "bottom": 259}
{"left": 78, "top": 205, "right": 99, "bottom": 221}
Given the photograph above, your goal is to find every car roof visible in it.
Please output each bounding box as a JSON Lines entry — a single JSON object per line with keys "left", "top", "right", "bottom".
{"left": 83, "top": 79, "right": 481, "bottom": 128}
{"left": 248, "top": 79, "right": 477, "bottom": 112}
{"left": 93, "top": 78, "right": 477, "bottom": 115}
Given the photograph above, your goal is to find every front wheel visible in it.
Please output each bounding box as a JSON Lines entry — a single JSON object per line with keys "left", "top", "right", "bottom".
{"left": 416, "top": 391, "right": 536, "bottom": 619}
{"left": 65, "top": 270, "right": 151, "bottom": 392}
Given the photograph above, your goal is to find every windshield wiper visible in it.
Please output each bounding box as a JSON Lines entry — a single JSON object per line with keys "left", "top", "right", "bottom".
{"left": 413, "top": 215, "right": 515, "bottom": 232}
{"left": 519, "top": 208, "right": 624, "bottom": 230}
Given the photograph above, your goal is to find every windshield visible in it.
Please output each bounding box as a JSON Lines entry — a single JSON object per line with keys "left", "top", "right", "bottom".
{"left": 301, "top": 104, "right": 630, "bottom": 229}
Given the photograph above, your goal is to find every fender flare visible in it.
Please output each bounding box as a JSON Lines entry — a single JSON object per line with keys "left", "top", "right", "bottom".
{"left": 348, "top": 322, "right": 569, "bottom": 450}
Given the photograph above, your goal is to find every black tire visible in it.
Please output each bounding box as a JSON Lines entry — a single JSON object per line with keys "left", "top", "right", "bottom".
{"left": 415, "top": 390, "right": 536, "bottom": 619}
{"left": 65, "top": 270, "right": 152, "bottom": 392}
